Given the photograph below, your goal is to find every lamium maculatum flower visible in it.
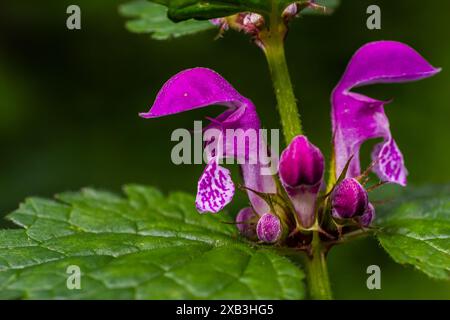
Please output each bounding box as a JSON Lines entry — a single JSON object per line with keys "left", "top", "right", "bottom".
{"left": 332, "top": 41, "right": 441, "bottom": 186}
{"left": 140, "top": 67, "right": 276, "bottom": 215}
{"left": 279, "top": 135, "right": 324, "bottom": 228}
{"left": 256, "top": 213, "right": 282, "bottom": 243}
{"left": 143, "top": 40, "right": 440, "bottom": 246}
{"left": 331, "top": 178, "right": 368, "bottom": 219}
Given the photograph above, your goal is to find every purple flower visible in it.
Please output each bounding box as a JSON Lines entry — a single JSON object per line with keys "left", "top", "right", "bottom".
{"left": 140, "top": 67, "right": 276, "bottom": 215}
{"left": 331, "top": 178, "right": 368, "bottom": 219}
{"left": 279, "top": 135, "right": 324, "bottom": 228}
{"left": 143, "top": 41, "right": 440, "bottom": 237}
{"left": 332, "top": 41, "right": 441, "bottom": 186}
{"left": 236, "top": 207, "right": 257, "bottom": 239}
{"left": 256, "top": 213, "right": 282, "bottom": 243}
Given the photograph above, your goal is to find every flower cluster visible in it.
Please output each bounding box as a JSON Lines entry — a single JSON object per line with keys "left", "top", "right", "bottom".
{"left": 209, "top": 1, "right": 326, "bottom": 48}
{"left": 141, "top": 41, "right": 439, "bottom": 247}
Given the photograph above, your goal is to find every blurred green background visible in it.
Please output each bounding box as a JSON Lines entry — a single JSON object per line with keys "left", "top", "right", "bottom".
{"left": 0, "top": 0, "right": 449, "bottom": 299}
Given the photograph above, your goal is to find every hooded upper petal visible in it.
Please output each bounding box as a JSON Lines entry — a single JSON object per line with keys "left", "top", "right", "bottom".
{"left": 279, "top": 135, "right": 324, "bottom": 188}
{"left": 279, "top": 135, "right": 324, "bottom": 227}
{"left": 332, "top": 41, "right": 440, "bottom": 186}
{"left": 141, "top": 68, "right": 276, "bottom": 214}
{"left": 141, "top": 68, "right": 252, "bottom": 118}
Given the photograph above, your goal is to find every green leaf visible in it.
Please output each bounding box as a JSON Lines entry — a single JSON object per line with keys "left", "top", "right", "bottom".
{"left": 119, "top": 1, "right": 216, "bottom": 40}
{"left": 375, "top": 184, "right": 450, "bottom": 280}
{"left": 147, "top": 0, "right": 300, "bottom": 21}
{"left": 0, "top": 185, "right": 305, "bottom": 299}
{"left": 157, "top": 0, "right": 270, "bottom": 21}
{"left": 154, "top": 0, "right": 340, "bottom": 21}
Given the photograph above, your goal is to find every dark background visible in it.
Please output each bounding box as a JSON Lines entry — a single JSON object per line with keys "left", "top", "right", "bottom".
{"left": 0, "top": 0, "right": 449, "bottom": 298}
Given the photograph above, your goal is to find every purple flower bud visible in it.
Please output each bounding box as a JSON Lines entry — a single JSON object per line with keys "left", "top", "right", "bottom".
{"left": 360, "top": 203, "right": 375, "bottom": 227}
{"left": 256, "top": 213, "right": 282, "bottom": 244}
{"left": 331, "top": 178, "right": 368, "bottom": 219}
{"left": 279, "top": 136, "right": 324, "bottom": 188}
{"left": 242, "top": 13, "right": 263, "bottom": 28}
{"left": 279, "top": 135, "right": 324, "bottom": 227}
{"left": 236, "top": 207, "right": 257, "bottom": 239}
{"left": 282, "top": 3, "right": 298, "bottom": 18}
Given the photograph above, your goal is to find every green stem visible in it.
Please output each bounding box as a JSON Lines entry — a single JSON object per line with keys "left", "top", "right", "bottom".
{"left": 306, "top": 231, "right": 333, "bottom": 300}
{"left": 261, "top": 3, "right": 331, "bottom": 299}
{"left": 261, "top": 22, "right": 302, "bottom": 144}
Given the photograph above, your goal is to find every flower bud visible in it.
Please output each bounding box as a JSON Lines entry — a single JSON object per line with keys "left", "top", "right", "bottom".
{"left": 210, "top": 18, "right": 229, "bottom": 31}
{"left": 279, "top": 135, "right": 324, "bottom": 227}
{"left": 256, "top": 213, "right": 282, "bottom": 243}
{"left": 279, "top": 136, "right": 324, "bottom": 188}
{"left": 360, "top": 203, "right": 375, "bottom": 227}
{"left": 331, "top": 178, "right": 368, "bottom": 219}
{"left": 282, "top": 3, "right": 298, "bottom": 19}
{"left": 236, "top": 207, "right": 257, "bottom": 239}
{"left": 211, "top": 13, "right": 264, "bottom": 36}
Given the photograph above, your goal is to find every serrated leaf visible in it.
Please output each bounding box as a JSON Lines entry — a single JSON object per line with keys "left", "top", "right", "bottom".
{"left": 119, "top": 1, "right": 216, "bottom": 40}
{"left": 0, "top": 185, "right": 305, "bottom": 299}
{"left": 375, "top": 184, "right": 450, "bottom": 280}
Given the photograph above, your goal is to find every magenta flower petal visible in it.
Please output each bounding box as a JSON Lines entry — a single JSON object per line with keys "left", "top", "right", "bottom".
{"left": 142, "top": 68, "right": 276, "bottom": 214}
{"left": 279, "top": 135, "right": 324, "bottom": 228}
{"left": 140, "top": 68, "right": 250, "bottom": 119}
{"left": 196, "top": 160, "right": 235, "bottom": 214}
{"left": 332, "top": 41, "right": 441, "bottom": 186}
{"left": 279, "top": 135, "right": 324, "bottom": 187}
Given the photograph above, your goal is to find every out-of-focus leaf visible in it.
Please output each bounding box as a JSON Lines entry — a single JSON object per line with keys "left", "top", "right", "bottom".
{"left": 0, "top": 185, "right": 305, "bottom": 299}
{"left": 146, "top": 0, "right": 300, "bottom": 21}
{"left": 375, "top": 184, "right": 450, "bottom": 280}
{"left": 119, "top": 1, "right": 215, "bottom": 40}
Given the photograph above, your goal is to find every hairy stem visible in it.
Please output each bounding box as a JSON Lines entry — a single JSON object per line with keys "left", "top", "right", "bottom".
{"left": 261, "top": 21, "right": 302, "bottom": 144}
{"left": 261, "top": 3, "right": 330, "bottom": 299}
{"left": 306, "top": 231, "right": 333, "bottom": 300}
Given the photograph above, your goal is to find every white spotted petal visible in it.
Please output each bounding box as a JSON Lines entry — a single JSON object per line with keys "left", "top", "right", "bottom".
{"left": 195, "top": 160, "right": 235, "bottom": 214}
